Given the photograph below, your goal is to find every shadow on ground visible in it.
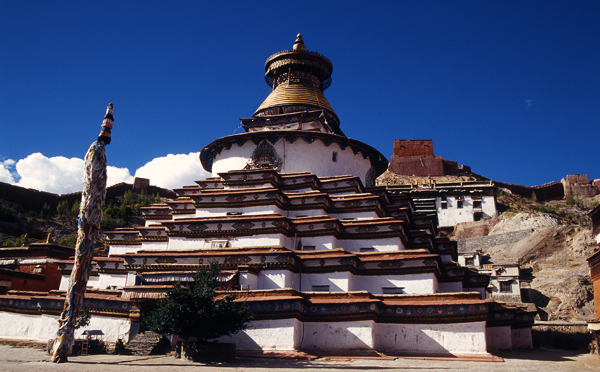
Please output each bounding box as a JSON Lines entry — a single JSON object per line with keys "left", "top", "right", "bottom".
{"left": 495, "top": 348, "right": 591, "bottom": 362}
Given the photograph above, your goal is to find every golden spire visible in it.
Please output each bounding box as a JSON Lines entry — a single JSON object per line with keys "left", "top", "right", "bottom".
{"left": 293, "top": 33, "right": 306, "bottom": 51}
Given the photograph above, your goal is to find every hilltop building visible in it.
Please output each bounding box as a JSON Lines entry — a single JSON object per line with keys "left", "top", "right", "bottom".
{"left": 0, "top": 35, "right": 534, "bottom": 355}
{"left": 388, "top": 140, "right": 468, "bottom": 177}
{"left": 386, "top": 181, "right": 497, "bottom": 231}
{"left": 384, "top": 139, "right": 498, "bottom": 229}
{"left": 562, "top": 174, "right": 599, "bottom": 199}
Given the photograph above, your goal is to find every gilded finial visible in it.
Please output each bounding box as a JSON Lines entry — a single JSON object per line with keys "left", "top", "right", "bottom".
{"left": 293, "top": 33, "right": 306, "bottom": 51}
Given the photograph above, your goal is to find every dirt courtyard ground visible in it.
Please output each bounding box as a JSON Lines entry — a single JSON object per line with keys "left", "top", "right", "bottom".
{"left": 1, "top": 346, "right": 598, "bottom": 372}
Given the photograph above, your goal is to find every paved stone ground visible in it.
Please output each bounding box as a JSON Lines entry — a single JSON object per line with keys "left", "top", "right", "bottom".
{"left": 0, "top": 345, "right": 598, "bottom": 372}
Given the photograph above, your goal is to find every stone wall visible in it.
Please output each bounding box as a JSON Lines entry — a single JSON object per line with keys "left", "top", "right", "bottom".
{"left": 456, "top": 229, "right": 534, "bottom": 252}
{"left": 389, "top": 155, "right": 441, "bottom": 176}
{"left": 562, "top": 174, "right": 599, "bottom": 198}
{"left": 393, "top": 140, "right": 434, "bottom": 157}
{"left": 388, "top": 140, "right": 464, "bottom": 177}
{"left": 495, "top": 180, "right": 564, "bottom": 202}
{"left": 0, "top": 311, "right": 132, "bottom": 343}
{"left": 0, "top": 182, "right": 62, "bottom": 210}
{"left": 454, "top": 219, "right": 500, "bottom": 239}
{"left": 531, "top": 322, "right": 592, "bottom": 350}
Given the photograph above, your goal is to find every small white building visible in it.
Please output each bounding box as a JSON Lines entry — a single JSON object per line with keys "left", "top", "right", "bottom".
{"left": 387, "top": 181, "right": 497, "bottom": 230}
{"left": 458, "top": 250, "right": 522, "bottom": 303}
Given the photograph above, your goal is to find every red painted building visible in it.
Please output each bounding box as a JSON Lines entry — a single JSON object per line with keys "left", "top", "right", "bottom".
{"left": 0, "top": 243, "right": 74, "bottom": 294}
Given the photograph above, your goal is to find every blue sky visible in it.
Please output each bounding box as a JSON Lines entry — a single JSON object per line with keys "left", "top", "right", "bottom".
{"left": 1, "top": 1, "right": 598, "bottom": 193}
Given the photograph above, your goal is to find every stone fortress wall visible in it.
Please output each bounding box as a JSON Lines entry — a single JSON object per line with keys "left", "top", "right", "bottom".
{"left": 388, "top": 140, "right": 461, "bottom": 177}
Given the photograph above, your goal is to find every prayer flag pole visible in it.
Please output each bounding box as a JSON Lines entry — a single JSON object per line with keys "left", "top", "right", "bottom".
{"left": 51, "top": 103, "right": 114, "bottom": 363}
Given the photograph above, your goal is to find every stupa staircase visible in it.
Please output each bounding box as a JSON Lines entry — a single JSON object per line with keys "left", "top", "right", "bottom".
{"left": 126, "top": 331, "right": 169, "bottom": 355}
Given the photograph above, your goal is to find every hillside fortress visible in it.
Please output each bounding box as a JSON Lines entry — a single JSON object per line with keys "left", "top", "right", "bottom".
{"left": 0, "top": 35, "right": 535, "bottom": 356}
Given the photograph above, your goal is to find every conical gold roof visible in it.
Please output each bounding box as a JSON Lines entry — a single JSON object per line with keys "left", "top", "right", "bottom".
{"left": 254, "top": 83, "right": 335, "bottom": 115}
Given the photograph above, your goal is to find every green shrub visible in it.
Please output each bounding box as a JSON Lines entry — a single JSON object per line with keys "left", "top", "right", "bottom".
{"left": 71, "top": 199, "right": 81, "bottom": 216}
{"left": 74, "top": 308, "right": 91, "bottom": 330}
{"left": 143, "top": 262, "right": 252, "bottom": 342}
{"left": 56, "top": 200, "right": 69, "bottom": 216}
{"left": 40, "top": 203, "right": 53, "bottom": 220}
{"left": 58, "top": 235, "right": 77, "bottom": 248}
{"left": 14, "top": 234, "right": 28, "bottom": 247}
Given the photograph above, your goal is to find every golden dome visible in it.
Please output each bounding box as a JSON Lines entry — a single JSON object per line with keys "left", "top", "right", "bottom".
{"left": 254, "top": 82, "right": 336, "bottom": 116}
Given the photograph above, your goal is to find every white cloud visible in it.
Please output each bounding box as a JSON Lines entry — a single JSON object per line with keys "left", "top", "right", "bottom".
{"left": 134, "top": 152, "right": 211, "bottom": 190}
{"left": 0, "top": 160, "right": 16, "bottom": 183}
{"left": 15, "top": 153, "right": 84, "bottom": 194}
{"left": 8, "top": 153, "right": 133, "bottom": 194}
{"left": 2, "top": 152, "right": 209, "bottom": 194}
{"left": 107, "top": 166, "right": 135, "bottom": 186}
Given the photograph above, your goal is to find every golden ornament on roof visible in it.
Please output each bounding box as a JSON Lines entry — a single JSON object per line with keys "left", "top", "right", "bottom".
{"left": 293, "top": 33, "right": 306, "bottom": 51}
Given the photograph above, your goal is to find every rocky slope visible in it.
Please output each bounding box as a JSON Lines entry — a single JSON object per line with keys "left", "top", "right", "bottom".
{"left": 478, "top": 212, "right": 596, "bottom": 321}
{"left": 0, "top": 206, "right": 78, "bottom": 247}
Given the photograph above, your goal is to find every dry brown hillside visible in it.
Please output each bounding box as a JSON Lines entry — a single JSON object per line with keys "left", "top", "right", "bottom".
{"left": 484, "top": 212, "right": 595, "bottom": 321}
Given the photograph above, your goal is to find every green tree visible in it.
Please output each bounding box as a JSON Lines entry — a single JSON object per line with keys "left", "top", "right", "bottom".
{"left": 74, "top": 308, "right": 91, "bottom": 330}
{"left": 71, "top": 199, "right": 81, "bottom": 216}
{"left": 56, "top": 200, "right": 69, "bottom": 216}
{"left": 100, "top": 201, "right": 130, "bottom": 230}
{"left": 118, "top": 202, "right": 131, "bottom": 219}
{"left": 143, "top": 262, "right": 252, "bottom": 342}
{"left": 122, "top": 190, "right": 139, "bottom": 205}
{"left": 40, "top": 203, "right": 53, "bottom": 220}
{"left": 139, "top": 190, "right": 161, "bottom": 207}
